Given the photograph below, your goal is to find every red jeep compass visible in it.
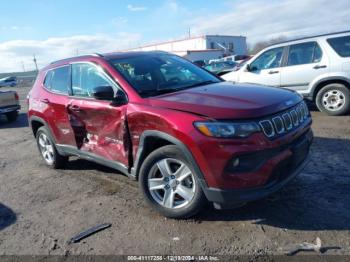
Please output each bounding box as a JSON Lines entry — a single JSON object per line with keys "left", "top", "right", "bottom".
{"left": 28, "top": 51, "right": 313, "bottom": 218}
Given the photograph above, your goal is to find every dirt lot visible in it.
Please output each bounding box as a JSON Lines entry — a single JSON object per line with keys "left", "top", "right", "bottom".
{"left": 0, "top": 85, "right": 349, "bottom": 256}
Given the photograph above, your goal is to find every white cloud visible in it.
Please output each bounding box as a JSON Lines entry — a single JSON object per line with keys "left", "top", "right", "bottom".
{"left": 189, "top": 0, "right": 350, "bottom": 44}
{"left": 1, "top": 25, "right": 32, "bottom": 31}
{"left": 127, "top": 4, "right": 147, "bottom": 12}
{"left": 0, "top": 33, "right": 141, "bottom": 73}
{"left": 112, "top": 17, "right": 128, "bottom": 27}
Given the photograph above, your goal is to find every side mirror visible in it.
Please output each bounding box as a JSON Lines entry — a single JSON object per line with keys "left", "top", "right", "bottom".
{"left": 245, "top": 64, "right": 251, "bottom": 72}
{"left": 111, "top": 92, "right": 128, "bottom": 106}
{"left": 92, "top": 85, "right": 114, "bottom": 100}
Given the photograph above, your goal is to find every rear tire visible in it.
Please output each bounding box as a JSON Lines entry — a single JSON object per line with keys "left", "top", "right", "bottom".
{"left": 6, "top": 111, "right": 18, "bottom": 122}
{"left": 139, "top": 145, "right": 206, "bottom": 219}
{"left": 36, "top": 126, "right": 68, "bottom": 169}
{"left": 315, "top": 83, "right": 350, "bottom": 116}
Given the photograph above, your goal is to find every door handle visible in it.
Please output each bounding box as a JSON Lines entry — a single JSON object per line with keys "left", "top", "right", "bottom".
{"left": 40, "top": 98, "right": 50, "bottom": 104}
{"left": 313, "top": 65, "right": 327, "bottom": 69}
{"left": 68, "top": 104, "right": 81, "bottom": 112}
{"left": 268, "top": 70, "right": 279, "bottom": 74}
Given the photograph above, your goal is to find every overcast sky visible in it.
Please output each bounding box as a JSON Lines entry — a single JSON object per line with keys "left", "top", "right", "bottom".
{"left": 0, "top": 0, "right": 349, "bottom": 72}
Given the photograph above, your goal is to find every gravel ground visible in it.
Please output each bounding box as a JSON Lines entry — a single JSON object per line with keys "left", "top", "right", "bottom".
{"left": 0, "top": 86, "right": 349, "bottom": 256}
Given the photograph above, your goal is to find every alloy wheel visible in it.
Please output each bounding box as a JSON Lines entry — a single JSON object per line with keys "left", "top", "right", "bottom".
{"left": 147, "top": 158, "right": 196, "bottom": 209}
{"left": 38, "top": 133, "right": 55, "bottom": 165}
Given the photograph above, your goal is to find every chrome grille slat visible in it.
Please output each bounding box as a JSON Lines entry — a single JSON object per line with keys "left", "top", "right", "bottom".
{"left": 297, "top": 105, "right": 303, "bottom": 123}
{"left": 282, "top": 113, "right": 293, "bottom": 130}
{"left": 290, "top": 110, "right": 299, "bottom": 126}
{"left": 259, "top": 120, "right": 275, "bottom": 137}
{"left": 259, "top": 102, "right": 310, "bottom": 139}
{"left": 272, "top": 116, "right": 285, "bottom": 134}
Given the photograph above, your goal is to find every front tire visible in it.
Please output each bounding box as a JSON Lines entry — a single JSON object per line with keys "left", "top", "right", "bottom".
{"left": 36, "top": 126, "right": 68, "bottom": 169}
{"left": 139, "top": 145, "right": 206, "bottom": 218}
{"left": 315, "top": 84, "right": 350, "bottom": 116}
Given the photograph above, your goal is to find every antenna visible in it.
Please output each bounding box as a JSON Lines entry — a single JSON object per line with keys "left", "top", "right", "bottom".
{"left": 188, "top": 27, "right": 191, "bottom": 38}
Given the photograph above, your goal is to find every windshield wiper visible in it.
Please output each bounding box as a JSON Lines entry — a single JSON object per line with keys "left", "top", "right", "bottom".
{"left": 156, "top": 87, "right": 185, "bottom": 94}
{"left": 138, "top": 87, "right": 185, "bottom": 97}
{"left": 183, "top": 80, "right": 219, "bottom": 89}
{"left": 139, "top": 80, "right": 219, "bottom": 97}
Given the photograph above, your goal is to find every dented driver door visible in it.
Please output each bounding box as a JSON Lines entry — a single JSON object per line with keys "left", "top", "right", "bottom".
{"left": 66, "top": 62, "right": 130, "bottom": 167}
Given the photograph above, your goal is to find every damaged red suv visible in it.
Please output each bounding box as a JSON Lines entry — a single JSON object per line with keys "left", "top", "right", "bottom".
{"left": 28, "top": 51, "right": 313, "bottom": 218}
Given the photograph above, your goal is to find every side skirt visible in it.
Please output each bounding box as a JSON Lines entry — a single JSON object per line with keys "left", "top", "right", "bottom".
{"left": 56, "top": 144, "right": 134, "bottom": 178}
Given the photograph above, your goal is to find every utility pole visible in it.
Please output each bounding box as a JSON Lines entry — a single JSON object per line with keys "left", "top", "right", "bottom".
{"left": 33, "top": 54, "right": 38, "bottom": 72}
{"left": 21, "top": 61, "right": 26, "bottom": 72}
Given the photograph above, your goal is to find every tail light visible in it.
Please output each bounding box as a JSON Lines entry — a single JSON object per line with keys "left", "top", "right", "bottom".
{"left": 14, "top": 92, "right": 19, "bottom": 101}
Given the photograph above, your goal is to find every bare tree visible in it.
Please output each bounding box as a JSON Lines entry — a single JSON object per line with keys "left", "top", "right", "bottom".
{"left": 249, "top": 36, "right": 289, "bottom": 55}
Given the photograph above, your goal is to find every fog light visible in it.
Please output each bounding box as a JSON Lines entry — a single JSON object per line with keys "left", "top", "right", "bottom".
{"left": 232, "top": 158, "right": 240, "bottom": 167}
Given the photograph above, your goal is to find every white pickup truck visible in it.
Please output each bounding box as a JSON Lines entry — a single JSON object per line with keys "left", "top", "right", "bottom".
{"left": 0, "top": 89, "right": 20, "bottom": 122}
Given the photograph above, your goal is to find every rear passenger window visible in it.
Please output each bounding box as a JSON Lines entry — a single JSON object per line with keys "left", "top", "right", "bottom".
{"left": 49, "top": 66, "right": 70, "bottom": 94}
{"left": 287, "top": 42, "right": 323, "bottom": 66}
{"left": 327, "top": 35, "right": 350, "bottom": 57}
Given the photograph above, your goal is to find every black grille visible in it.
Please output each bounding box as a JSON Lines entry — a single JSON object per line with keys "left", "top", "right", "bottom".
{"left": 272, "top": 116, "right": 285, "bottom": 134}
{"left": 259, "top": 102, "right": 310, "bottom": 139}
{"left": 290, "top": 110, "right": 299, "bottom": 126}
{"left": 282, "top": 113, "right": 293, "bottom": 130}
{"left": 297, "top": 105, "right": 303, "bottom": 122}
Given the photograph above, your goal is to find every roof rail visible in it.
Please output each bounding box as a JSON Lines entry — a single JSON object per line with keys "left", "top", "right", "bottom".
{"left": 50, "top": 53, "right": 104, "bottom": 65}
{"left": 268, "top": 30, "right": 350, "bottom": 47}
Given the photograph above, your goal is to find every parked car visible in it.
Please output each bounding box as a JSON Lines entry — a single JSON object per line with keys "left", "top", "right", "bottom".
{"left": 28, "top": 51, "right": 313, "bottom": 218}
{"left": 193, "top": 60, "right": 206, "bottom": 67}
{"left": 0, "top": 89, "right": 20, "bottom": 122}
{"left": 221, "top": 55, "right": 252, "bottom": 62}
{"left": 0, "top": 76, "right": 18, "bottom": 87}
{"left": 222, "top": 31, "right": 350, "bottom": 116}
{"left": 204, "top": 61, "right": 238, "bottom": 76}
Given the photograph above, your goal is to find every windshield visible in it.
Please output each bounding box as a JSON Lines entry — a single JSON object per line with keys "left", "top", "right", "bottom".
{"left": 109, "top": 53, "right": 221, "bottom": 98}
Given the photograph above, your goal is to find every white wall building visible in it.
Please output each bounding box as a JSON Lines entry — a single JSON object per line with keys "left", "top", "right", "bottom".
{"left": 128, "top": 35, "right": 247, "bottom": 61}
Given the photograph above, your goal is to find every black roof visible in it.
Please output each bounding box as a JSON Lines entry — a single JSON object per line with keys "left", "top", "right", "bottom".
{"left": 102, "top": 50, "right": 169, "bottom": 60}
{"left": 49, "top": 51, "right": 170, "bottom": 65}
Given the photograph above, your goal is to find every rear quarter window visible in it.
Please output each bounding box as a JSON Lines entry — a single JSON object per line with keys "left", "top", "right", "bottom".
{"left": 327, "top": 35, "right": 350, "bottom": 57}
{"left": 44, "top": 66, "right": 70, "bottom": 94}
{"left": 43, "top": 70, "right": 54, "bottom": 89}
{"left": 287, "top": 41, "right": 322, "bottom": 66}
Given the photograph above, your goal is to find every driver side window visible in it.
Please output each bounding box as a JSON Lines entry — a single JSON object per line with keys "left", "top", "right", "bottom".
{"left": 250, "top": 47, "right": 284, "bottom": 71}
{"left": 72, "top": 63, "right": 114, "bottom": 97}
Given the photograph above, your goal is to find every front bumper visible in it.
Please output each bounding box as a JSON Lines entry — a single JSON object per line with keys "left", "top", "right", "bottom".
{"left": 201, "top": 129, "right": 313, "bottom": 209}
{"left": 0, "top": 104, "right": 20, "bottom": 114}
{"left": 204, "top": 156, "right": 309, "bottom": 209}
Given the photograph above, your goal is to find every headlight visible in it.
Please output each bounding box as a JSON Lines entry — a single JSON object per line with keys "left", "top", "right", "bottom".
{"left": 194, "top": 121, "right": 260, "bottom": 138}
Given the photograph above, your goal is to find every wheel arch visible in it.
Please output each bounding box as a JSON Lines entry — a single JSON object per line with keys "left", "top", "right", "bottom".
{"left": 29, "top": 116, "right": 47, "bottom": 137}
{"left": 29, "top": 116, "right": 61, "bottom": 152}
{"left": 132, "top": 131, "right": 207, "bottom": 186}
{"left": 311, "top": 77, "right": 350, "bottom": 100}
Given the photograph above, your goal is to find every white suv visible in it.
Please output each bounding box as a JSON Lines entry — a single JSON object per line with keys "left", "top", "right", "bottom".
{"left": 222, "top": 31, "right": 350, "bottom": 116}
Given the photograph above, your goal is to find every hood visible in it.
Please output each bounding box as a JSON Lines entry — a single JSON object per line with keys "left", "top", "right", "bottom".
{"left": 221, "top": 71, "right": 239, "bottom": 81}
{"left": 148, "top": 82, "right": 302, "bottom": 119}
